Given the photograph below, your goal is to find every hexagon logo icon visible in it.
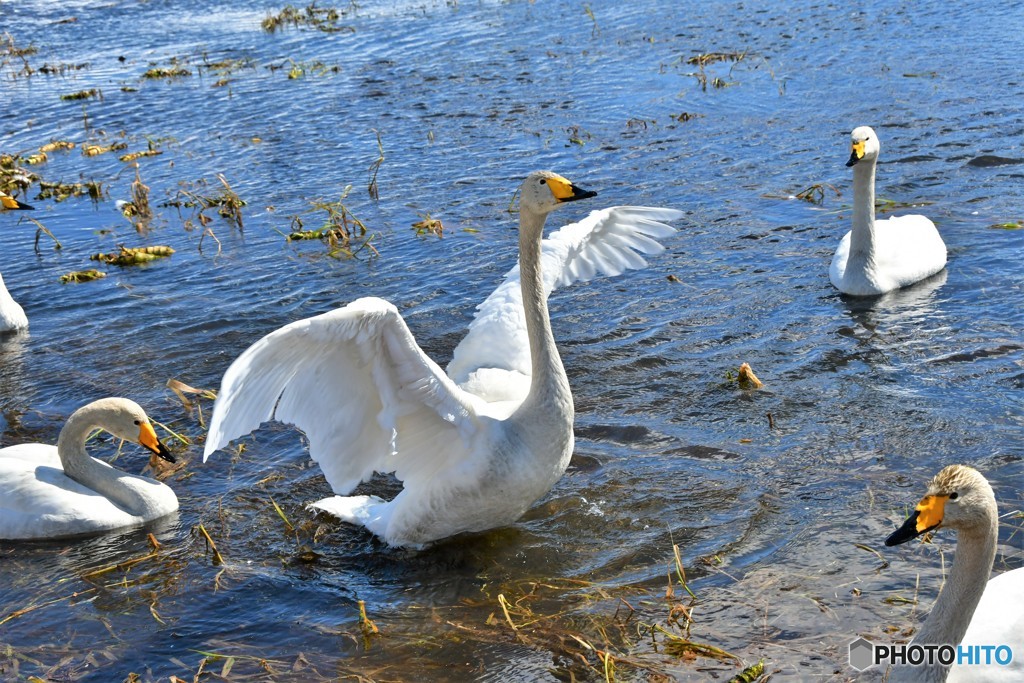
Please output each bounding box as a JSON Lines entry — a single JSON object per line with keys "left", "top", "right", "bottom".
{"left": 849, "top": 637, "right": 875, "bottom": 671}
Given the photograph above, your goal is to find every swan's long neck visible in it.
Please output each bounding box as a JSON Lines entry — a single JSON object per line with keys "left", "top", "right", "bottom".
{"left": 914, "top": 513, "right": 997, "bottom": 647}
{"left": 57, "top": 406, "right": 151, "bottom": 514}
{"left": 850, "top": 160, "right": 878, "bottom": 261}
{"left": 516, "top": 208, "right": 572, "bottom": 418}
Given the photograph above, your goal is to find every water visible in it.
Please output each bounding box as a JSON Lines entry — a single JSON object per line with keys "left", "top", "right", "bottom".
{"left": 1, "top": 0, "right": 1022, "bottom": 680}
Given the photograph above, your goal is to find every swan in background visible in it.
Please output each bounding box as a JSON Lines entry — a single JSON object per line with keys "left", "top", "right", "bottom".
{"left": 0, "top": 190, "right": 34, "bottom": 211}
{"left": 0, "top": 397, "right": 178, "bottom": 539}
{"left": 829, "top": 126, "right": 946, "bottom": 296}
{"left": 0, "top": 272, "right": 28, "bottom": 333}
{"left": 204, "top": 171, "right": 682, "bottom": 548}
{"left": 885, "top": 464, "right": 1024, "bottom": 682}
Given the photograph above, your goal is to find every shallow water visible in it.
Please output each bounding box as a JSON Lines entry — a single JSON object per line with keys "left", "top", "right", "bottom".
{"left": 1, "top": 0, "right": 1022, "bottom": 680}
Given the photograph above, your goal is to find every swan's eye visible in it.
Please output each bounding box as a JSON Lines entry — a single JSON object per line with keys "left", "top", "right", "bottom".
{"left": 133, "top": 419, "right": 141, "bottom": 425}
{"left": 539, "top": 178, "right": 547, "bottom": 185}
{"left": 949, "top": 492, "right": 958, "bottom": 500}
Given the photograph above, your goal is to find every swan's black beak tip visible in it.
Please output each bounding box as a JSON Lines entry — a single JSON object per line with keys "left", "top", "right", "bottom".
{"left": 845, "top": 152, "right": 860, "bottom": 168}
{"left": 149, "top": 440, "right": 176, "bottom": 464}
{"left": 565, "top": 185, "right": 597, "bottom": 202}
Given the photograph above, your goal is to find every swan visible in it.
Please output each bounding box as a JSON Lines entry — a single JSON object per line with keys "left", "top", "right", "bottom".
{"left": 829, "top": 126, "right": 947, "bottom": 296}
{"left": 884, "top": 464, "right": 1024, "bottom": 682}
{"left": 0, "top": 271, "right": 28, "bottom": 333}
{"left": 0, "top": 190, "right": 34, "bottom": 211}
{"left": 0, "top": 397, "right": 179, "bottom": 540}
{"left": 203, "top": 171, "right": 682, "bottom": 548}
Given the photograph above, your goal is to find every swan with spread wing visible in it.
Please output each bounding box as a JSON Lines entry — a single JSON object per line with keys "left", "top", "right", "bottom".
{"left": 204, "top": 171, "right": 682, "bottom": 547}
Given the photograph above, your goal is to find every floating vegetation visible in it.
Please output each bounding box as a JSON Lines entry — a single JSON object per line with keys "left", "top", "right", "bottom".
{"left": 60, "top": 88, "right": 100, "bottom": 101}
{"left": 37, "top": 179, "right": 104, "bottom": 202}
{"left": 21, "top": 151, "right": 47, "bottom": 165}
{"left": 90, "top": 245, "right": 174, "bottom": 266}
{"left": 38, "top": 61, "right": 89, "bottom": 75}
{"left": 989, "top": 220, "right": 1021, "bottom": 230}
{"left": 686, "top": 51, "right": 747, "bottom": 67}
{"left": 411, "top": 213, "right": 444, "bottom": 238}
{"left": 286, "top": 186, "right": 377, "bottom": 259}
{"left": 678, "top": 50, "right": 748, "bottom": 91}
{"left": 39, "top": 140, "right": 76, "bottom": 153}
{"left": 794, "top": 182, "right": 841, "bottom": 205}
{"left": 673, "top": 112, "right": 703, "bottom": 123}
{"left": 278, "top": 58, "right": 341, "bottom": 79}
{"left": 0, "top": 32, "right": 37, "bottom": 78}
{"left": 119, "top": 148, "right": 163, "bottom": 162}
{"left": 143, "top": 65, "right": 192, "bottom": 79}
{"left": 117, "top": 165, "right": 153, "bottom": 230}
{"left": 82, "top": 141, "right": 128, "bottom": 156}
{"left": 262, "top": 3, "right": 357, "bottom": 34}
{"left": 167, "top": 174, "right": 246, "bottom": 231}
{"left": 59, "top": 269, "right": 106, "bottom": 284}
{"left": 567, "top": 124, "right": 591, "bottom": 146}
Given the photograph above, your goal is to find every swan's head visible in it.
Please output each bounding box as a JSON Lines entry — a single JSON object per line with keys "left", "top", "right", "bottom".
{"left": 846, "top": 126, "right": 880, "bottom": 168}
{"left": 884, "top": 464, "right": 995, "bottom": 547}
{"left": 519, "top": 171, "right": 597, "bottom": 216}
{"left": 0, "top": 191, "right": 34, "bottom": 211}
{"left": 89, "top": 397, "right": 176, "bottom": 463}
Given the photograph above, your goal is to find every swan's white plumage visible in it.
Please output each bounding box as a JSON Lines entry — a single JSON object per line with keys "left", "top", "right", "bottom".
{"left": 448, "top": 206, "right": 680, "bottom": 402}
{"left": 204, "top": 175, "right": 681, "bottom": 548}
{"left": 0, "top": 271, "right": 29, "bottom": 333}
{"left": 830, "top": 126, "right": 946, "bottom": 296}
{"left": 0, "top": 398, "right": 178, "bottom": 540}
{"left": 886, "top": 465, "right": 1023, "bottom": 682}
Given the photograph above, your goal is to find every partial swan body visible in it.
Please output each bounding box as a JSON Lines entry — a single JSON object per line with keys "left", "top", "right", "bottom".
{"left": 829, "top": 126, "right": 946, "bottom": 296}
{"left": 0, "top": 398, "right": 178, "bottom": 540}
{"left": 204, "top": 171, "right": 682, "bottom": 548}
{"left": 0, "top": 271, "right": 28, "bottom": 333}
{"left": 885, "top": 465, "right": 1024, "bottom": 682}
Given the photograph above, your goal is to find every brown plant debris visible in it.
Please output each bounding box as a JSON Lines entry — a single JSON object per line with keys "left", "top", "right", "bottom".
{"left": 36, "top": 180, "right": 104, "bottom": 202}
{"left": 262, "top": 3, "right": 357, "bottom": 33}
{"left": 60, "top": 88, "right": 101, "bottom": 101}
{"left": 737, "top": 362, "right": 763, "bottom": 389}
{"left": 411, "top": 213, "right": 443, "bottom": 237}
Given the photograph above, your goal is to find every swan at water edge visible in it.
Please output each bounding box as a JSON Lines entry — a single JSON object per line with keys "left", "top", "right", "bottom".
{"left": 885, "top": 464, "right": 1024, "bottom": 682}
{"left": 829, "top": 126, "right": 946, "bottom": 296}
{"left": 0, "top": 397, "right": 178, "bottom": 539}
{"left": 204, "top": 171, "right": 682, "bottom": 548}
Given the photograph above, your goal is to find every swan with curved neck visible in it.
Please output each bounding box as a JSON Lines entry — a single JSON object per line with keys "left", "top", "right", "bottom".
{"left": 829, "top": 126, "right": 946, "bottom": 296}
{"left": 885, "top": 465, "right": 1024, "bottom": 682}
{"left": 0, "top": 397, "right": 178, "bottom": 539}
{"left": 204, "top": 171, "right": 681, "bottom": 548}
{"left": 0, "top": 271, "right": 28, "bottom": 333}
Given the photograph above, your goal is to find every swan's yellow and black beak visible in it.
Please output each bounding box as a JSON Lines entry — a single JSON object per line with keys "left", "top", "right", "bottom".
{"left": 0, "top": 194, "right": 34, "bottom": 210}
{"left": 547, "top": 174, "right": 598, "bottom": 203}
{"left": 138, "top": 422, "right": 176, "bottom": 463}
{"left": 846, "top": 140, "right": 866, "bottom": 168}
{"left": 884, "top": 493, "right": 947, "bottom": 546}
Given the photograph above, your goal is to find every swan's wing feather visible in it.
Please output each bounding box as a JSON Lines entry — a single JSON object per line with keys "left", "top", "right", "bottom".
{"left": 447, "top": 206, "right": 681, "bottom": 388}
{"left": 204, "top": 297, "right": 478, "bottom": 493}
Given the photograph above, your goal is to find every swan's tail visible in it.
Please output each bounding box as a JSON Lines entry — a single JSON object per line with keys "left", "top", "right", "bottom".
{"left": 308, "top": 495, "right": 390, "bottom": 531}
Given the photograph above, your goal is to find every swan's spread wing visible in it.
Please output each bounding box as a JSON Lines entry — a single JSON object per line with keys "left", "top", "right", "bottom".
{"left": 447, "top": 206, "right": 681, "bottom": 393}
{"left": 204, "top": 297, "right": 480, "bottom": 493}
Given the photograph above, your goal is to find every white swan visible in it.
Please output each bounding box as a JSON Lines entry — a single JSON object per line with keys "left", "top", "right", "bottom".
{"left": 0, "top": 271, "right": 28, "bottom": 333}
{"left": 829, "top": 126, "right": 947, "bottom": 296}
{"left": 885, "top": 464, "right": 1024, "bottom": 682}
{"left": 0, "top": 397, "right": 179, "bottom": 540}
{"left": 0, "top": 190, "right": 34, "bottom": 211}
{"left": 204, "top": 171, "right": 682, "bottom": 548}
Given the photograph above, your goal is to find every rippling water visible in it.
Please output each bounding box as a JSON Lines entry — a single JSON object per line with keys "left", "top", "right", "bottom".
{"left": 1, "top": 1, "right": 1022, "bottom": 680}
